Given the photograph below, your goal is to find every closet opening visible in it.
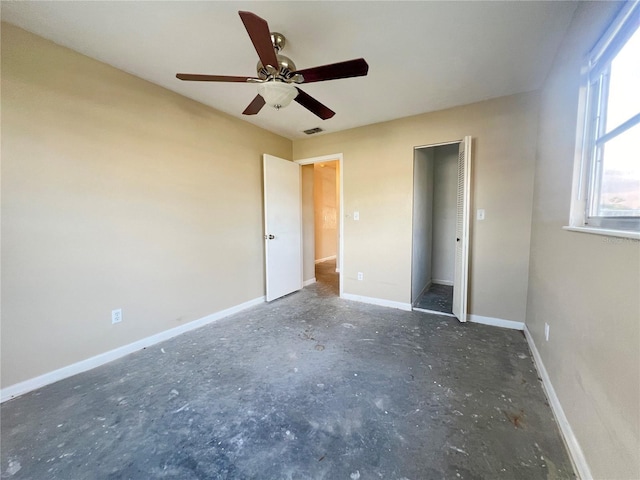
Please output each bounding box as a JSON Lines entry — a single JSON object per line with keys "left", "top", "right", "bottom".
{"left": 411, "top": 138, "right": 471, "bottom": 320}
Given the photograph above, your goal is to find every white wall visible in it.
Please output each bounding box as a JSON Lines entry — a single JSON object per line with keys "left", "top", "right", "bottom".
{"left": 411, "top": 148, "right": 435, "bottom": 302}
{"left": 525, "top": 2, "right": 639, "bottom": 478}
{"left": 432, "top": 144, "right": 458, "bottom": 285}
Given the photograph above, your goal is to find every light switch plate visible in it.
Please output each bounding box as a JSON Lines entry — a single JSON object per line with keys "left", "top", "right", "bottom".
{"left": 354, "top": 211, "right": 360, "bottom": 221}
{"left": 477, "top": 209, "right": 485, "bottom": 220}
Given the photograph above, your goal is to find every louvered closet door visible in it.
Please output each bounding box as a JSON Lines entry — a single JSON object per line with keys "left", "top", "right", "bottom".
{"left": 452, "top": 136, "right": 472, "bottom": 322}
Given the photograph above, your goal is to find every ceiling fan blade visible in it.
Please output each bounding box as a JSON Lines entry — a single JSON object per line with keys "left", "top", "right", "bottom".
{"left": 239, "top": 11, "right": 279, "bottom": 70}
{"left": 176, "top": 74, "right": 258, "bottom": 82}
{"left": 294, "top": 88, "right": 335, "bottom": 120}
{"left": 294, "top": 58, "right": 369, "bottom": 83}
{"left": 242, "top": 95, "right": 266, "bottom": 115}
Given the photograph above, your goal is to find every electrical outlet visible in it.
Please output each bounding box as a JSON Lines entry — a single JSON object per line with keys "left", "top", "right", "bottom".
{"left": 112, "top": 308, "right": 122, "bottom": 325}
{"left": 357, "top": 272, "right": 364, "bottom": 281}
{"left": 544, "top": 323, "right": 550, "bottom": 341}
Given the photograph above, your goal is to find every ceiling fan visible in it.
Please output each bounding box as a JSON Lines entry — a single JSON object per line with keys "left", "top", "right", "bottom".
{"left": 176, "top": 11, "right": 369, "bottom": 120}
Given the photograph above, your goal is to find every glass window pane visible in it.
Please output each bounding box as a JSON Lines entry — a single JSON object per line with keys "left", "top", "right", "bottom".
{"left": 605, "top": 25, "right": 640, "bottom": 133}
{"left": 595, "top": 122, "right": 640, "bottom": 217}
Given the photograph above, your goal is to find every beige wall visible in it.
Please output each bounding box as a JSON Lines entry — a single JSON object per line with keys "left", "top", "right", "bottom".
{"left": 294, "top": 92, "right": 539, "bottom": 320}
{"left": 0, "top": 24, "right": 291, "bottom": 388}
{"left": 313, "top": 163, "right": 338, "bottom": 261}
{"left": 526, "top": 2, "right": 640, "bottom": 478}
{"left": 301, "top": 165, "right": 315, "bottom": 282}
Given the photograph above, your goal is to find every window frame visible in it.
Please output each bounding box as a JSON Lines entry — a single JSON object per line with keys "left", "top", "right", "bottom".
{"left": 568, "top": 0, "right": 640, "bottom": 239}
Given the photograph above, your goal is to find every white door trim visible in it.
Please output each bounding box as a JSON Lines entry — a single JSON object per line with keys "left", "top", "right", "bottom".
{"left": 414, "top": 139, "right": 463, "bottom": 149}
{"left": 295, "top": 153, "right": 344, "bottom": 297}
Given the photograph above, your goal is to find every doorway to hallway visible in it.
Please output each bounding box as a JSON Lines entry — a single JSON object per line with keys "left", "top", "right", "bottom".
{"left": 297, "top": 153, "right": 344, "bottom": 298}
{"left": 315, "top": 258, "right": 339, "bottom": 297}
{"left": 312, "top": 160, "right": 339, "bottom": 296}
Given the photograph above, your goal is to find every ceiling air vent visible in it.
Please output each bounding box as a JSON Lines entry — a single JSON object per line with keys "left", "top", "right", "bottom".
{"left": 303, "top": 127, "right": 324, "bottom": 135}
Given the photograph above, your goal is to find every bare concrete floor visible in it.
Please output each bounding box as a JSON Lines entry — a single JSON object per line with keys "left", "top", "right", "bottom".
{"left": 1, "top": 267, "right": 574, "bottom": 479}
{"left": 414, "top": 284, "right": 454, "bottom": 315}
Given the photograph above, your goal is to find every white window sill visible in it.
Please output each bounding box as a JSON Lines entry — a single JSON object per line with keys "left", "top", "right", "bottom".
{"left": 563, "top": 226, "right": 640, "bottom": 240}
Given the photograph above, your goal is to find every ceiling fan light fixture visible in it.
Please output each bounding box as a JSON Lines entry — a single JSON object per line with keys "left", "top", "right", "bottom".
{"left": 258, "top": 81, "right": 298, "bottom": 110}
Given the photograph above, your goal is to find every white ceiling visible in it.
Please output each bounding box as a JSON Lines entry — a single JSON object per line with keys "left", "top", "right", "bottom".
{"left": 1, "top": 1, "right": 578, "bottom": 140}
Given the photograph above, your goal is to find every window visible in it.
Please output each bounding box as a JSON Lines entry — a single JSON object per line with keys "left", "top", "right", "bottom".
{"left": 571, "top": 1, "right": 640, "bottom": 236}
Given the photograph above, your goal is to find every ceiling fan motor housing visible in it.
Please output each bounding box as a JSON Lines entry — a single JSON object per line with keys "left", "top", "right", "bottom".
{"left": 270, "top": 32, "right": 286, "bottom": 52}
{"left": 256, "top": 33, "right": 303, "bottom": 83}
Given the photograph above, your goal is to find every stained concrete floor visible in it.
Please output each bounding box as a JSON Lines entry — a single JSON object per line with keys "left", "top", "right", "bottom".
{"left": 1, "top": 264, "right": 575, "bottom": 480}
{"left": 414, "top": 285, "right": 454, "bottom": 315}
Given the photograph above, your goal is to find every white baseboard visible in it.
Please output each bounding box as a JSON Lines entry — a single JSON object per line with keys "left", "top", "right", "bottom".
{"left": 524, "top": 326, "right": 592, "bottom": 480}
{"left": 0, "top": 295, "right": 266, "bottom": 403}
{"left": 468, "top": 314, "right": 524, "bottom": 330}
{"left": 432, "top": 279, "right": 454, "bottom": 286}
{"left": 315, "top": 255, "right": 336, "bottom": 264}
{"left": 413, "top": 307, "right": 455, "bottom": 317}
{"left": 303, "top": 278, "right": 316, "bottom": 286}
{"left": 341, "top": 293, "right": 412, "bottom": 311}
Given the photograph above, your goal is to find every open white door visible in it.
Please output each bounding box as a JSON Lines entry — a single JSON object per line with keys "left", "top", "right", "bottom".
{"left": 263, "top": 154, "right": 302, "bottom": 302}
{"left": 452, "top": 136, "right": 472, "bottom": 322}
